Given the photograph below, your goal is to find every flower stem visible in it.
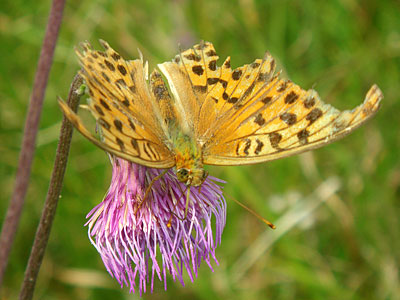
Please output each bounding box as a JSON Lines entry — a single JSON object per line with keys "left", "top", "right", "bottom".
{"left": 0, "top": 0, "right": 66, "bottom": 287}
{"left": 19, "top": 73, "right": 83, "bottom": 300}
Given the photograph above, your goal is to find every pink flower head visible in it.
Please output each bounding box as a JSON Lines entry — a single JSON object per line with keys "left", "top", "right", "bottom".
{"left": 86, "top": 155, "right": 226, "bottom": 295}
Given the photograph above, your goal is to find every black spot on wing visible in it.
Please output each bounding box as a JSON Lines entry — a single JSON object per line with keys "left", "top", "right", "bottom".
{"left": 262, "top": 96, "right": 272, "bottom": 104}
{"left": 115, "top": 78, "right": 127, "bottom": 87}
{"left": 122, "top": 97, "right": 130, "bottom": 107}
{"left": 240, "top": 82, "right": 255, "bottom": 101}
{"left": 143, "top": 142, "right": 152, "bottom": 160}
{"left": 206, "top": 49, "right": 217, "bottom": 57}
{"left": 257, "top": 73, "right": 269, "bottom": 82}
{"left": 98, "top": 118, "right": 110, "bottom": 130}
{"left": 219, "top": 79, "right": 228, "bottom": 88}
{"left": 207, "top": 77, "right": 219, "bottom": 85}
{"left": 304, "top": 96, "right": 316, "bottom": 108}
{"left": 232, "top": 69, "right": 242, "bottom": 80}
{"left": 129, "top": 85, "right": 136, "bottom": 93}
{"left": 99, "top": 99, "right": 110, "bottom": 110}
{"left": 297, "top": 129, "right": 309, "bottom": 145}
{"left": 208, "top": 60, "right": 217, "bottom": 71}
{"left": 117, "top": 64, "right": 127, "bottom": 75}
{"left": 94, "top": 105, "right": 104, "bottom": 116}
{"left": 111, "top": 52, "right": 121, "bottom": 61}
{"left": 306, "top": 108, "right": 323, "bottom": 124}
{"left": 101, "top": 72, "right": 111, "bottom": 83}
{"left": 228, "top": 97, "right": 238, "bottom": 104}
{"left": 243, "top": 139, "right": 251, "bottom": 155}
{"left": 194, "top": 43, "right": 206, "bottom": 50}
{"left": 277, "top": 80, "right": 290, "bottom": 92}
{"left": 284, "top": 91, "right": 299, "bottom": 104}
{"left": 192, "top": 65, "right": 204, "bottom": 76}
{"left": 280, "top": 112, "right": 297, "bottom": 126}
{"left": 113, "top": 119, "right": 123, "bottom": 132}
{"left": 128, "top": 119, "right": 136, "bottom": 131}
{"left": 269, "top": 132, "right": 282, "bottom": 149}
{"left": 224, "top": 60, "right": 231, "bottom": 69}
{"left": 254, "top": 113, "right": 266, "bottom": 126}
{"left": 255, "top": 139, "right": 264, "bottom": 154}
{"left": 194, "top": 85, "right": 207, "bottom": 93}
{"left": 131, "top": 139, "right": 139, "bottom": 152}
{"left": 184, "top": 53, "right": 201, "bottom": 62}
{"left": 104, "top": 59, "right": 115, "bottom": 71}
{"left": 116, "top": 137, "right": 125, "bottom": 151}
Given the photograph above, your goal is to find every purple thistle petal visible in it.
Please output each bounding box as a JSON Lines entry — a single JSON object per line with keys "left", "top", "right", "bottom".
{"left": 86, "top": 155, "right": 226, "bottom": 295}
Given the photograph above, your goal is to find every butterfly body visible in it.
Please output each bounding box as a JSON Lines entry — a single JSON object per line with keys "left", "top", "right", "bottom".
{"left": 169, "top": 127, "right": 206, "bottom": 186}
{"left": 59, "top": 40, "right": 382, "bottom": 187}
{"left": 149, "top": 69, "right": 206, "bottom": 186}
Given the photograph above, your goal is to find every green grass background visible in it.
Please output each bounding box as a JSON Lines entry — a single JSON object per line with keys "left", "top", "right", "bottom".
{"left": 1, "top": 0, "right": 399, "bottom": 299}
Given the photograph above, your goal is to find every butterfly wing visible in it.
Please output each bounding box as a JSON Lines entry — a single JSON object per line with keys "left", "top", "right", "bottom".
{"left": 59, "top": 41, "right": 175, "bottom": 168}
{"left": 63, "top": 41, "right": 382, "bottom": 168}
{"left": 202, "top": 65, "right": 382, "bottom": 165}
{"left": 158, "top": 41, "right": 226, "bottom": 135}
{"left": 158, "top": 42, "right": 277, "bottom": 142}
{"left": 157, "top": 42, "right": 382, "bottom": 166}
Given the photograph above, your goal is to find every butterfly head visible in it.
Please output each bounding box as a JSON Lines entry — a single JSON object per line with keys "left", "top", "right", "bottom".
{"left": 176, "top": 167, "right": 207, "bottom": 187}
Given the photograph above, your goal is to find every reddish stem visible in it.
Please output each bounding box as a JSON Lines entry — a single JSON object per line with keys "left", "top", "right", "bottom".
{"left": 19, "top": 74, "right": 83, "bottom": 300}
{"left": 0, "top": 0, "right": 66, "bottom": 287}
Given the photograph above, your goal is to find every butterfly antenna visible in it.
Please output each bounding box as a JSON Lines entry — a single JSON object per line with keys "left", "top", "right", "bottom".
{"left": 135, "top": 169, "right": 169, "bottom": 213}
{"left": 175, "top": 182, "right": 191, "bottom": 221}
{"left": 226, "top": 193, "right": 276, "bottom": 229}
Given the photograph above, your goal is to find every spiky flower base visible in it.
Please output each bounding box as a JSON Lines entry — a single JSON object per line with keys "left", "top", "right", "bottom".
{"left": 86, "top": 156, "right": 226, "bottom": 295}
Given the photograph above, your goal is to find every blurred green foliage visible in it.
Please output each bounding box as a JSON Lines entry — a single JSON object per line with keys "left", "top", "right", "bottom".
{"left": 1, "top": 0, "right": 399, "bottom": 299}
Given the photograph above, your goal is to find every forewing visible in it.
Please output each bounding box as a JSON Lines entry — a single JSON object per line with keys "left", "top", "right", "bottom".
{"left": 59, "top": 41, "right": 175, "bottom": 168}
{"left": 203, "top": 75, "right": 382, "bottom": 165}
{"left": 197, "top": 53, "right": 276, "bottom": 141}
{"left": 157, "top": 41, "right": 279, "bottom": 144}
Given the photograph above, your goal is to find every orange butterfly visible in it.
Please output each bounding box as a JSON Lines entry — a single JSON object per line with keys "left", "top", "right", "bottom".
{"left": 59, "top": 41, "right": 382, "bottom": 186}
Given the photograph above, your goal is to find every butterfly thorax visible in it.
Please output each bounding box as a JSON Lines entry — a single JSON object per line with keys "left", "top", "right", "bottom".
{"left": 169, "top": 128, "right": 205, "bottom": 186}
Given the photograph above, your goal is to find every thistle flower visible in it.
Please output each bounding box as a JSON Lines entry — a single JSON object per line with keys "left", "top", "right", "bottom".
{"left": 86, "top": 155, "right": 226, "bottom": 295}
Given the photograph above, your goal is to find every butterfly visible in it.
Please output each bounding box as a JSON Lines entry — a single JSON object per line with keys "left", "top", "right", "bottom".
{"left": 59, "top": 40, "right": 382, "bottom": 187}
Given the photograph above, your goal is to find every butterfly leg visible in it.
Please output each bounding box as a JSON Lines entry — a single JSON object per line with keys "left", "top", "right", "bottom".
{"left": 135, "top": 169, "right": 169, "bottom": 213}
{"left": 197, "top": 171, "right": 209, "bottom": 195}
{"left": 184, "top": 186, "right": 191, "bottom": 220}
{"left": 166, "top": 184, "right": 192, "bottom": 222}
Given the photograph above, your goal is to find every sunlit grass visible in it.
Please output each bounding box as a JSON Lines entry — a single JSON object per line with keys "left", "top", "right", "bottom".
{"left": 1, "top": 0, "right": 399, "bottom": 299}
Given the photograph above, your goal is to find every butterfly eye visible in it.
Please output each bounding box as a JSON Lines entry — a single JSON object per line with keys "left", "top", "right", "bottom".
{"left": 176, "top": 168, "right": 190, "bottom": 182}
{"left": 201, "top": 170, "right": 208, "bottom": 182}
